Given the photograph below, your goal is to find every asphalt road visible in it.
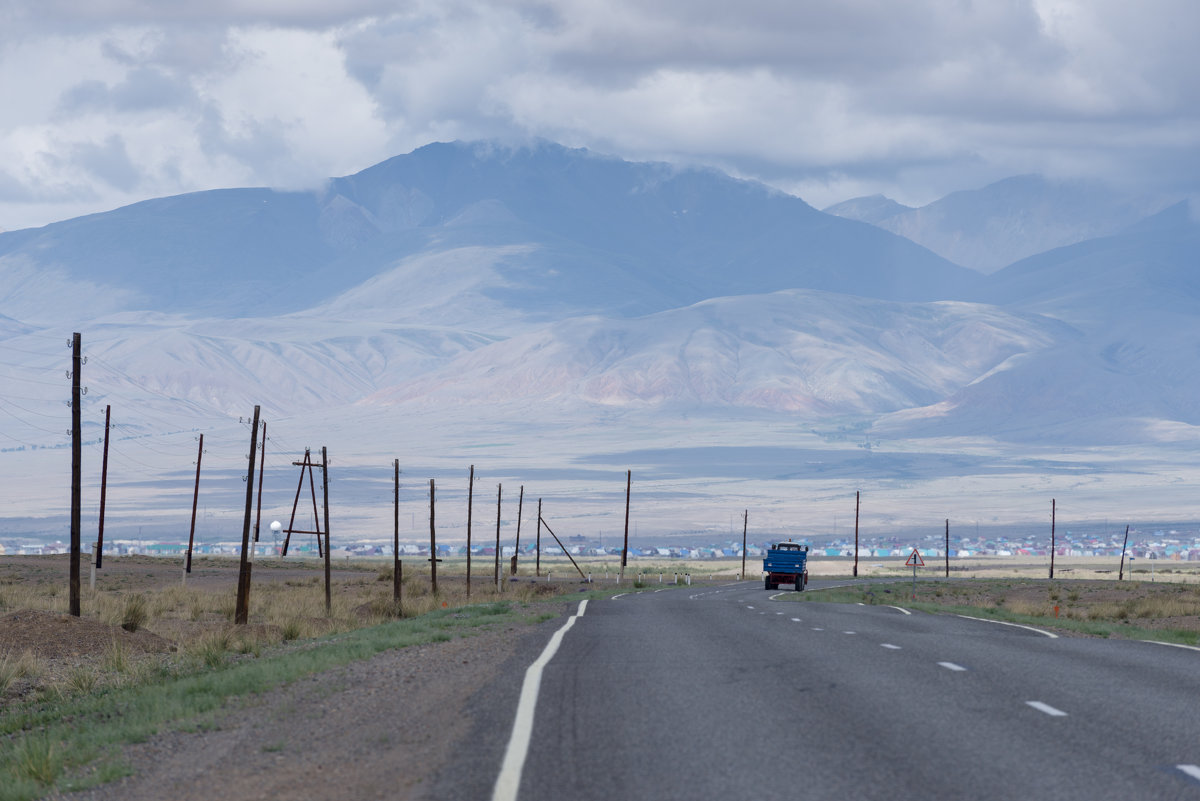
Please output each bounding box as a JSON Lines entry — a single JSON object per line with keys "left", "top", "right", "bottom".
{"left": 433, "top": 578, "right": 1200, "bottom": 800}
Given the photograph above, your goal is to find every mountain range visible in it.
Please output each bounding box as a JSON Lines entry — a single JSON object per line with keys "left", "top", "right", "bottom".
{"left": 1, "top": 140, "right": 1197, "bottom": 543}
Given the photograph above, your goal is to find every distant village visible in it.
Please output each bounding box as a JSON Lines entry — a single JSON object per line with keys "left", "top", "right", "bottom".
{"left": 5, "top": 527, "right": 1200, "bottom": 564}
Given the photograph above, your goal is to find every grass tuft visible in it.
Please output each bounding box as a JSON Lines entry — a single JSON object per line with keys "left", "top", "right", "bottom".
{"left": 12, "top": 733, "right": 63, "bottom": 786}
{"left": 121, "top": 594, "right": 148, "bottom": 633}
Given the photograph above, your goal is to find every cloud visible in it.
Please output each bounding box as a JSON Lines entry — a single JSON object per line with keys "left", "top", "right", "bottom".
{"left": 57, "top": 66, "right": 196, "bottom": 115}
{"left": 72, "top": 134, "right": 142, "bottom": 191}
{"left": 0, "top": 0, "right": 1197, "bottom": 228}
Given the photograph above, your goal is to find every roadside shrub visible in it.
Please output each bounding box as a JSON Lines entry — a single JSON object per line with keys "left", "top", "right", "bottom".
{"left": 121, "top": 594, "right": 148, "bottom": 632}
{"left": 65, "top": 666, "right": 98, "bottom": 695}
{"left": 12, "top": 733, "right": 63, "bottom": 786}
{"left": 0, "top": 655, "right": 17, "bottom": 695}
{"left": 102, "top": 638, "right": 131, "bottom": 675}
{"left": 189, "top": 630, "right": 232, "bottom": 668}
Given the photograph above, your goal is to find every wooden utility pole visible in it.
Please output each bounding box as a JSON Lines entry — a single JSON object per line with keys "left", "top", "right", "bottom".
{"left": 96, "top": 404, "right": 111, "bottom": 570}
{"left": 186, "top": 434, "right": 204, "bottom": 573}
{"left": 281, "top": 449, "right": 323, "bottom": 557}
{"left": 511, "top": 485, "right": 524, "bottom": 576}
{"left": 394, "top": 459, "right": 401, "bottom": 603}
{"left": 853, "top": 490, "right": 860, "bottom": 579}
{"left": 322, "top": 446, "right": 331, "bottom": 614}
{"left": 466, "top": 465, "right": 474, "bottom": 598}
{"left": 620, "top": 470, "right": 631, "bottom": 582}
{"left": 235, "top": 406, "right": 261, "bottom": 625}
{"left": 1119, "top": 524, "right": 1130, "bottom": 580}
{"left": 494, "top": 484, "right": 502, "bottom": 588}
{"left": 945, "top": 519, "right": 950, "bottom": 577}
{"left": 536, "top": 498, "right": 542, "bottom": 577}
{"left": 429, "top": 479, "right": 438, "bottom": 594}
{"left": 1049, "top": 498, "right": 1056, "bottom": 580}
{"left": 69, "top": 333, "right": 82, "bottom": 617}
{"left": 741, "top": 510, "right": 748, "bottom": 580}
{"left": 254, "top": 421, "right": 266, "bottom": 542}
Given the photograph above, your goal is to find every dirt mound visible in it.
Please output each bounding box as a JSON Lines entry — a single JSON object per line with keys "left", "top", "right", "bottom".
{"left": 0, "top": 609, "right": 172, "bottom": 660}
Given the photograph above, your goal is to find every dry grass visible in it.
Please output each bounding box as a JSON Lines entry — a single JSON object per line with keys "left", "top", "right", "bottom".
{"left": 0, "top": 555, "right": 574, "bottom": 707}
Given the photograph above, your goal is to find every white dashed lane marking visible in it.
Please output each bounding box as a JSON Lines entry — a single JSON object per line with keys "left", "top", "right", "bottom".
{"left": 1177, "top": 765, "right": 1200, "bottom": 783}
{"left": 880, "top": 643, "right": 902, "bottom": 650}
{"left": 938, "top": 662, "right": 967, "bottom": 672}
{"left": 1026, "top": 701, "right": 1068, "bottom": 717}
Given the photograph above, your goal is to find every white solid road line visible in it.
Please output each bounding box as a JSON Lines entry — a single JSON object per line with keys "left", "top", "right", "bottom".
{"left": 1145, "top": 640, "right": 1200, "bottom": 653}
{"left": 937, "top": 662, "right": 967, "bottom": 671}
{"left": 1026, "top": 701, "right": 1068, "bottom": 717}
{"left": 957, "top": 614, "right": 1058, "bottom": 638}
{"left": 885, "top": 605, "right": 912, "bottom": 615}
{"left": 1177, "top": 765, "right": 1200, "bottom": 782}
{"left": 611, "top": 593, "right": 628, "bottom": 600}
{"left": 492, "top": 600, "right": 588, "bottom": 801}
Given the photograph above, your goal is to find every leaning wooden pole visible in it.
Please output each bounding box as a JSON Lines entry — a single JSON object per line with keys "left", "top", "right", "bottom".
{"left": 536, "top": 498, "right": 542, "bottom": 576}
{"left": 539, "top": 514, "right": 587, "bottom": 580}
{"left": 186, "top": 434, "right": 204, "bottom": 574}
{"left": 96, "top": 404, "right": 111, "bottom": 570}
{"left": 69, "top": 332, "right": 82, "bottom": 617}
{"left": 235, "top": 405, "right": 261, "bottom": 625}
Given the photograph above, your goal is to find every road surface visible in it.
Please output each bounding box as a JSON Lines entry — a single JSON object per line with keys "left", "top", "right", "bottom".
{"left": 433, "top": 578, "right": 1200, "bottom": 800}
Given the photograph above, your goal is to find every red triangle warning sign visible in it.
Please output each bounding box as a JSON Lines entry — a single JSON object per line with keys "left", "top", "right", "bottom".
{"left": 905, "top": 549, "right": 925, "bottom": 567}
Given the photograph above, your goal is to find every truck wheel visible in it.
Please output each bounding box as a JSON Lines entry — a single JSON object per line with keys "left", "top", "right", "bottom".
{"left": 764, "top": 577, "right": 770, "bottom": 590}
{"left": 795, "top": 576, "right": 804, "bottom": 592}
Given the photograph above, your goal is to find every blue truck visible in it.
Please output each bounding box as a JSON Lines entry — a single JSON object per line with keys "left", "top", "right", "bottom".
{"left": 763, "top": 541, "right": 809, "bottom": 591}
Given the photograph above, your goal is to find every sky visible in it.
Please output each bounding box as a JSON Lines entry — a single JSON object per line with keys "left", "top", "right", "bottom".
{"left": 1, "top": 0, "right": 1198, "bottom": 232}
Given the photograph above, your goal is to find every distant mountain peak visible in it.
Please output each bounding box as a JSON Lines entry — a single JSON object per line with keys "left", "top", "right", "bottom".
{"left": 823, "top": 194, "right": 912, "bottom": 225}
{"left": 826, "top": 174, "right": 1178, "bottom": 273}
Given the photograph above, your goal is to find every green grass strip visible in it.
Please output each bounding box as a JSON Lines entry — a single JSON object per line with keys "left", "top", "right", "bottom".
{"left": 0, "top": 601, "right": 554, "bottom": 801}
{"left": 787, "top": 585, "right": 1200, "bottom": 647}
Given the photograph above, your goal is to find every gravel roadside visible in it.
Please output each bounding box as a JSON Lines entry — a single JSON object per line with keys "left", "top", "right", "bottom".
{"left": 54, "top": 611, "right": 565, "bottom": 801}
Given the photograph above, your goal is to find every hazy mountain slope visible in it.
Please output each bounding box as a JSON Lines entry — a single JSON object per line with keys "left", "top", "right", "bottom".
{"left": 979, "top": 201, "right": 1200, "bottom": 320}
{"left": 823, "top": 195, "right": 913, "bottom": 226}
{"left": 877, "top": 202, "right": 1200, "bottom": 442}
{"left": 826, "top": 175, "right": 1174, "bottom": 274}
{"left": 367, "top": 290, "right": 1064, "bottom": 417}
{"left": 0, "top": 189, "right": 333, "bottom": 318}
{"left": 0, "top": 141, "right": 980, "bottom": 327}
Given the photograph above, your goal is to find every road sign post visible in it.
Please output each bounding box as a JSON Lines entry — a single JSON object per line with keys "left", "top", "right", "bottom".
{"left": 905, "top": 548, "right": 924, "bottom": 599}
